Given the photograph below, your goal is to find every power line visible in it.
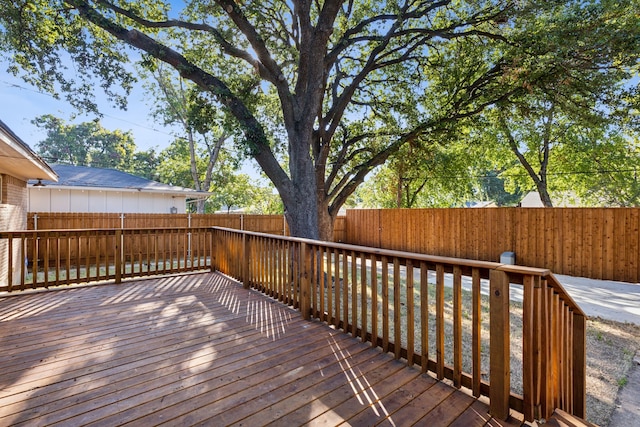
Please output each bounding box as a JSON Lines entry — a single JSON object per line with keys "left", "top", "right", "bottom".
{"left": 1, "top": 79, "right": 174, "bottom": 137}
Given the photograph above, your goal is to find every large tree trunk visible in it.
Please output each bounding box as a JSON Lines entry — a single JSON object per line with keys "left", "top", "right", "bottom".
{"left": 317, "top": 203, "right": 335, "bottom": 242}
{"left": 283, "top": 190, "right": 320, "bottom": 240}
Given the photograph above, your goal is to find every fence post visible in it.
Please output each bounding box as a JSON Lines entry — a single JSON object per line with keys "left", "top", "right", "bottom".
{"left": 572, "top": 312, "right": 587, "bottom": 418}
{"left": 299, "top": 242, "right": 311, "bottom": 320}
{"left": 115, "top": 229, "right": 122, "bottom": 284}
{"left": 490, "top": 269, "right": 510, "bottom": 420}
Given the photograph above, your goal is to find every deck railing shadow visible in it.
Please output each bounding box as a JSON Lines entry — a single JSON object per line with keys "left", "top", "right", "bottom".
{"left": 0, "top": 226, "right": 586, "bottom": 423}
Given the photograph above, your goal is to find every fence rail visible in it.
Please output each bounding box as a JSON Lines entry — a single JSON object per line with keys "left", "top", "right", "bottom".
{"left": 211, "top": 227, "right": 587, "bottom": 422}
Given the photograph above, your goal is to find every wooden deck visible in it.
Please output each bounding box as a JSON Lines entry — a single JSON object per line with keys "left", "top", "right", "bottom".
{"left": 0, "top": 272, "right": 524, "bottom": 426}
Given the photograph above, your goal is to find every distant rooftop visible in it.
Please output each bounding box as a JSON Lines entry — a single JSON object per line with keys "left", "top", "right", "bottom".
{"left": 28, "top": 164, "right": 209, "bottom": 197}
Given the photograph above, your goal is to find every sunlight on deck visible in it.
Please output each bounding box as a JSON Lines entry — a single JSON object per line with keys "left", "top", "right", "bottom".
{"left": 328, "top": 335, "right": 396, "bottom": 425}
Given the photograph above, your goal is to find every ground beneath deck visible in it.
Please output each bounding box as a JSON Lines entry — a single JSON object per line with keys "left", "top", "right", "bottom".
{"left": 0, "top": 272, "right": 522, "bottom": 426}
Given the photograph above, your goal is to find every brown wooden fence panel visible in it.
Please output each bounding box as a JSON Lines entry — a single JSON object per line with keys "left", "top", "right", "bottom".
{"left": 333, "top": 216, "right": 345, "bottom": 242}
{"left": 26, "top": 212, "right": 346, "bottom": 265}
{"left": 345, "top": 208, "right": 640, "bottom": 283}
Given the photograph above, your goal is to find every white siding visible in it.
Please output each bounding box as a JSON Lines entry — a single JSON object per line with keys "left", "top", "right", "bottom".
{"left": 70, "top": 190, "right": 89, "bottom": 212}
{"left": 122, "top": 192, "right": 140, "bottom": 213}
{"left": 50, "top": 189, "right": 70, "bottom": 212}
{"left": 88, "top": 191, "right": 107, "bottom": 212}
{"left": 105, "top": 192, "right": 123, "bottom": 213}
{"left": 29, "top": 187, "right": 50, "bottom": 212}
{"left": 29, "top": 188, "right": 190, "bottom": 213}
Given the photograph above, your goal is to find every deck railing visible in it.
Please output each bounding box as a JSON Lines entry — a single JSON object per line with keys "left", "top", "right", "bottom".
{"left": 211, "top": 227, "right": 587, "bottom": 423}
{"left": 0, "top": 228, "right": 213, "bottom": 291}
{"left": 0, "top": 226, "right": 586, "bottom": 422}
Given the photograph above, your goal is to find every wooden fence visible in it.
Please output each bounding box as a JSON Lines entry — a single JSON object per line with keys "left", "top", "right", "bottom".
{"left": 212, "top": 227, "right": 587, "bottom": 422}
{"left": 27, "top": 212, "right": 348, "bottom": 242}
{"left": 28, "top": 213, "right": 289, "bottom": 235}
{"left": 25, "top": 208, "right": 637, "bottom": 282}
{"left": 345, "top": 208, "right": 640, "bottom": 283}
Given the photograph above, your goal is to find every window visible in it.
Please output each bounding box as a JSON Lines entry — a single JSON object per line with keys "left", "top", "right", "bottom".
{"left": 0, "top": 174, "right": 3, "bottom": 204}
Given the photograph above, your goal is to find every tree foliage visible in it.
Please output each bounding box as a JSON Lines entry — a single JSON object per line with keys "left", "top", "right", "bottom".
{"left": 143, "top": 63, "right": 237, "bottom": 212}
{"left": 467, "top": 0, "right": 640, "bottom": 207}
{"left": 33, "top": 114, "right": 137, "bottom": 170}
{"left": 207, "top": 173, "right": 283, "bottom": 214}
{"left": 2, "top": 1, "right": 638, "bottom": 237}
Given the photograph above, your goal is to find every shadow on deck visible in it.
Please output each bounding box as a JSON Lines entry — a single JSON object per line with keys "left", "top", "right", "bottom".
{"left": 0, "top": 272, "right": 524, "bottom": 426}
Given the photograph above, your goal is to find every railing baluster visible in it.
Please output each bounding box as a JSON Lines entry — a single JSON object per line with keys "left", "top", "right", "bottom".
{"left": 406, "top": 260, "right": 415, "bottom": 367}
{"left": 393, "top": 257, "right": 401, "bottom": 360}
{"left": 351, "top": 250, "right": 357, "bottom": 338}
{"left": 360, "top": 252, "right": 367, "bottom": 343}
{"left": 370, "top": 254, "right": 378, "bottom": 348}
{"left": 7, "top": 235, "right": 13, "bottom": 292}
{"left": 453, "top": 265, "right": 462, "bottom": 387}
{"left": 316, "top": 247, "right": 328, "bottom": 321}
{"left": 325, "top": 246, "right": 331, "bottom": 323}
{"left": 573, "top": 311, "right": 586, "bottom": 418}
{"left": 436, "top": 263, "right": 445, "bottom": 380}
{"left": 334, "top": 249, "right": 341, "bottom": 328}
{"left": 31, "top": 235, "right": 40, "bottom": 289}
{"left": 55, "top": 233, "right": 60, "bottom": 286}
{"left": 342, "top": 250, "right": 349, "bottom": 330}
{"left": 115, "top": 230, "right": 122, "bottom": 283}
{"left": 472, "top": 267, "right": 481, "bottom": 397}
{"left": 522, "top": 274, "right": 536, "bottom": 420}
{"left": 242, "top": 233, "right": 250, "bottom": 289}
{"left": 420, "top": 261, "right": 428, "bottom": 374}
{"left": 43, "top": 231, "right": 50, "bottom": 288}
{"left": 382, "top": 256, "right": 389, "bottom": 353}
{"left": 65, "top": 232, "right": 71, "bottom": 284}
{"left": 300, "top": 242, "right": 311, "bottom": 320}
{"left": 23, "top": 233, "right": 28, "bottom": 287}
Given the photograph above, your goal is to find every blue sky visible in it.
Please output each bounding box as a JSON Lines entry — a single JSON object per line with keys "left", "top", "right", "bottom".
{"left": 0, "top": 64, "right": 175, "bottom": 153}
{"left": 0, "top": 64, "right": 264, "bottom": 181}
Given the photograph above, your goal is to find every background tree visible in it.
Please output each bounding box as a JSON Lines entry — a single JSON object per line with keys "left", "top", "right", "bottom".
{"left": 555, "top": 131, "right": 640, "bottom": 207}
{"left": 467, "top": 0, "right": 640, "bottom": 207}
{"left": 33, "top": 114, "right": 136, "bottom": 170}
{"left": 208, "top": 173, "right": 256, "bottom": 213}
{"left": 144, "top": 62, "right": 240, "bottom": 213}
{"left": 358, "top": 138, "right": 477, "bottom": 208}
{"left": 2, "top": 1, "right": 638, "bottom": 238}
{"left": 130, "top": 148, "right": 160, "bottom": 180}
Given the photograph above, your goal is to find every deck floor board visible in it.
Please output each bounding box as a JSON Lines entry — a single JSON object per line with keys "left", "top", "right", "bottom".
{"left": 0, "top": 272, "right": 523, "bottom": 426}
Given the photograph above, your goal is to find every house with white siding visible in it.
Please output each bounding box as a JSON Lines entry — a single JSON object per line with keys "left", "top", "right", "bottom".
{"left": 28, "top": 164, "right": 210, "bottom": 214}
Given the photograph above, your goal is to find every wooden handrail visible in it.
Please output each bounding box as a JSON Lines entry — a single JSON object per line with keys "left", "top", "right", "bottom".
{"left": 0, "top": 226, "right": 587, "bottom": 422}
{"left": 0, "top": 227, "right": 214, "bottom": 292}
{"left": 210, "top": 227, "right": 587, "bottom": 423}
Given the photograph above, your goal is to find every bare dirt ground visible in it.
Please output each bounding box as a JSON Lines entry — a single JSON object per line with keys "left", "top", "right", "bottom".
{"left": 584, "top": 318, "right": 640, "bottom": 426}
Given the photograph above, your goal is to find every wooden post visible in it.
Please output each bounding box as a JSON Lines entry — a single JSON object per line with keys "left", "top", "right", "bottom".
{"left": 572, "top": 312, "right": 587, "bottom": 418}
{"left": 299, "top": 242, "right": 311, "bottom": 320}
{"left": 490, "top": 269, "right": 510, "bottom": 420}
{"left": 115, "top": 229, "right": 122, "bottom": 284}
{"left": 242, "top": 233, "right": 250, "bottom": 289}
{"left": 522, "top": 275, "right": 536, "bottom": 421}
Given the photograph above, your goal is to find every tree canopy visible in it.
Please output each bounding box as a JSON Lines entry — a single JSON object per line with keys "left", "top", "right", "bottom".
{"left": 2, "top": 1, "right": 638, "bottom": 237}
{"left": 33, "top": 114, "right": 137, "bottom": 170}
